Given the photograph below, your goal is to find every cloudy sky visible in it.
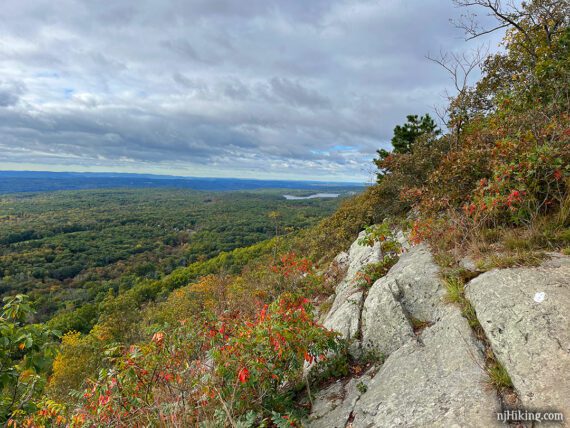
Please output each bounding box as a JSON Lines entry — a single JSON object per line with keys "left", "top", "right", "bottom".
{"left": 0, "top": 0, "right": 502, "bottom": 182}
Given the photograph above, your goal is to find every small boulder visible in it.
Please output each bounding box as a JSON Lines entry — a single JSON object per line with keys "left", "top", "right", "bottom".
{"left": 382, "top": 244, "right": 445, "bottom": 322}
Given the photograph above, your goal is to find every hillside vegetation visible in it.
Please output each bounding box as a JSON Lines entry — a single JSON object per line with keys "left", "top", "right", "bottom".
{"left": 2, "top": 1, "right": 569, "bottom": 426}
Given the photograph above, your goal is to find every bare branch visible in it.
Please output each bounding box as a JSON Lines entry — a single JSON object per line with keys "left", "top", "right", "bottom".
{"left": 453, "top": 0, "right": 569, "bottom": 56}
{"left": 427, "top": 45, "right": 488, "bottom": 141}
{"left": 426, "top": 45, "right": 488, "bottom": 94}
{"left": 464, "top": 23, "right": 509, "bottom": 40}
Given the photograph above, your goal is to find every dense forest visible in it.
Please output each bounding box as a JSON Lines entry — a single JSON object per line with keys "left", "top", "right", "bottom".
{"left": 0, "top": 189, "right": 346, "bottom": 322}
{"left": 1, "top": 0, "right": 568, "bottom": 426}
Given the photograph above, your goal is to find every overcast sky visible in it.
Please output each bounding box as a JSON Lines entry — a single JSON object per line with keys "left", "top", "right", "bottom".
{"left": 0, "top": 0, "right": 503, "bottom": 182}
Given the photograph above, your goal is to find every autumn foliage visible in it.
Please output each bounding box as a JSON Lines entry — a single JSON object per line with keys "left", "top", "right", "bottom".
{"left": 375, "top": 8, "right": 570, "bottom": 246}
{"left": 15, "top": 257, "right": 340, "bottom": 427}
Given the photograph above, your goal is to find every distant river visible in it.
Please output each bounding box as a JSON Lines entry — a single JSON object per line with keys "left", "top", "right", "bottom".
{"left": 283, "top": 193, "right": 340, "bottom": 200}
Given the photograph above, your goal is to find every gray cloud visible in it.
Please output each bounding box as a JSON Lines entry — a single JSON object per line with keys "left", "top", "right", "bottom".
{"left": 0, "top": 82, "right": 25, "bottom": 107}
{"left": 0, "top": 0, "right": 503, "bottom": 181}
{"left": 268, "top": 77, "right": 331, "bottom": 109}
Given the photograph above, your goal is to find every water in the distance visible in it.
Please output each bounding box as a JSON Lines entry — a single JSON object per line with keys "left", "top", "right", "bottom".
{"left": 283, "top": 193, "right": 340, "bottom": 200}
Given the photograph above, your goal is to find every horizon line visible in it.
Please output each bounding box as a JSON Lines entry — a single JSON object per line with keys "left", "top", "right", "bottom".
{"left": 0, "top": 169, "right": 370, "bottom": 185}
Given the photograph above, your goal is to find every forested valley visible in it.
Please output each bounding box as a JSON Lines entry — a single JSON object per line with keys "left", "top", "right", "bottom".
{"left": 0, "top": 189, "right": 345, "bottom": 327}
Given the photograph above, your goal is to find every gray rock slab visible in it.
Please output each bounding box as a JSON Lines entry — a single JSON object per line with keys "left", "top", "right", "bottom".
{"left": 386, "top": 244, "right": 445, "bottom": 322}
{"left": 466, "top": 254, "right": 570, "bottom": 416}
{"left": 323, "top": 289, "right": 364, "bottom": 342}
{"left": 308, "top": 372, "right": 373, "bottom": 428}
{"left": 323, "top": 231, "right": 382, "bottom": 342}
{"left": 361, "top": 275, "right": 415, "bottom": 357}
{"left": 352, "top": 308, "right": 500, "bottom": 427}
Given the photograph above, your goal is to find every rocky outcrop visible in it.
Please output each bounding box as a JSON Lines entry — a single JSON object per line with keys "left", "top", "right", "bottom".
{"left": 309, "top": 372, "right": 373, "bottom": 428}
{"left": 380, "top": 244, "right": 445, "bottom": 323}
{"left": 353, "top": 245, "right": 498, "bottom": 427}
{"left": 466, "top": 254, "right": 570, "bottom": 418}
{"left": 310, "top": 230, "right": 570, "bottom": 427}
{"left": 360, "top": 244, "right": 443, "bottom": 356}
{"left": 360, "top": 277, "right": 414, "bottom": 356}
{"left": 322, "top": 231, "right": 382, "bottom": 351}
{"left": 353, "top": 308, "right": 499, "bottom": 427}
{"left": 309, "top": 236, "right": 500, "bottom": 427}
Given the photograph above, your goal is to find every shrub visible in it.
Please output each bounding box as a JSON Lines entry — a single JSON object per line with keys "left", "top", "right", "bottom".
{"left": 373, "top": 3, "right": 570, "bottom": 255}
{"left": 46, "top": 332, "right": 103, "bottom": 403}
{"left": 464, "top": 126, "right": 569, "bottom": 227}
{"left": 0, "top": 295, "right": 59, "bottom": 423}
{"left": 355, "top": 256, "right": 399, "bottom": 290}
{"left": 25, "top": 295, "right": 340, "bottom": 427}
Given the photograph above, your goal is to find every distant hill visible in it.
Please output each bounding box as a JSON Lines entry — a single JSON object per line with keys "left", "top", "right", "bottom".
{"left": 0, "top": 171, "right": 366, "bottom": 194}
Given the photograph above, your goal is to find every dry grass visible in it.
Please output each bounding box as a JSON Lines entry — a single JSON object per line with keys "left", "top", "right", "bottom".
{"left": 433, "top": 251, "right": 455, "bottom": 269}
{"left": 443, "top": 276, "right": 464, "bottom": 304}
{"left": 427, "top": 212, "right": 569, "bottom": 274}
{"left": 486, "top": 358, "right": 514, "bottom": 391}
{"left": 460, "top": 221, "right": 561, "bottom": 271}
{"left": 475, "top": 251, "right": 546, "bottom": 271}
{"left": 409, "top": 317, "right": 432, "bottom": 334}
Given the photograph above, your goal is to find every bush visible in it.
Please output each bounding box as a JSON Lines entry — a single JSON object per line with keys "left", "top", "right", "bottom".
{"left": 0, "top": 295, "right": 59, "bottom": 423}
{"left": 25, "top": 296, "right": 340, "bottom": 427}
{"left": 372, "top": 4, "right": 570, "bottom": 253}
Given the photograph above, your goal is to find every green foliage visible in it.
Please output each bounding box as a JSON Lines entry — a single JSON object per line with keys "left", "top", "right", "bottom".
{"left": 376, "top": 114, "right": 440, "bottom": 161}
{"left": 375, "top": 134, "right": 454, "bottom": 216}
{"left": 358, "top": 221, "right": 403, "bottom": 254}
{"left": 353, "top": 222, "right": 402, "bottom": 289}
{"left": 308, "top": 342, "right": 350, "bottom": 386}
{"left": 0, "top": 295, "right": 59, "bottom": 423}
{"left": 356, "top": 381, "right": 368, "bottom": 394}
{"left": 46, "top": 304, "right": 98, "bottom": 335}
{"left": 375, "top": 114, "right": 440, "bottom": 182}
{"left": 358, "top": 222, "right": 392, "bottom": 246}
{"left": 443, "top": 277, "right": 464, "bottom": 305}
{"left": 0, "top": 188, "right": 342, "bottom": 323}
{"left": 355, "top": 256, "right": 399, "bottom": 290}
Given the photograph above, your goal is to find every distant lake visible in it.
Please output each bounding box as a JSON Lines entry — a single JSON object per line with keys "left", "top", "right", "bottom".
{"left": 283, "top": 193, "right": 340, "bottom": 200}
